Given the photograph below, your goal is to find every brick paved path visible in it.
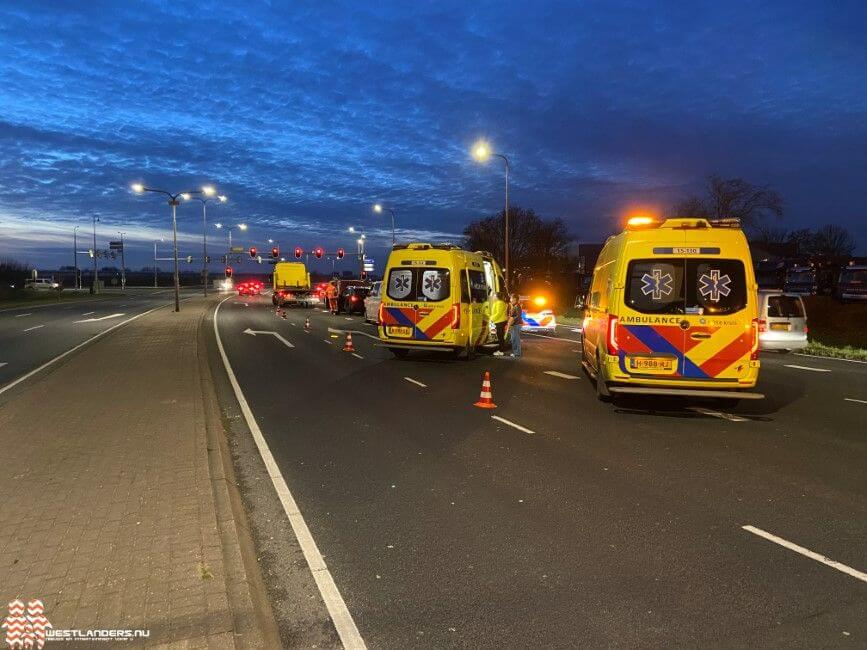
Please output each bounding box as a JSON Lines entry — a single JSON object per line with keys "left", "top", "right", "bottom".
{"left": 0, "top": 298, "right": 269, "bottom": 647}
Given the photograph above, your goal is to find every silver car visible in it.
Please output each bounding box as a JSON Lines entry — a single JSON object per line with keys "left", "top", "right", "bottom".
{"left": 364, "top": 280, "right": 382, "bottom": 324}
{"left": 758, "top": 290, "right": 808, "bottom": 352}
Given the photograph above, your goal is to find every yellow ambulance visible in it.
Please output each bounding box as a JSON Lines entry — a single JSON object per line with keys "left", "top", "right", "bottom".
{"left": 582, "top": 217, "right": 763, "bottom": 401}
{"left": 378, "top": 243, "right": 505, "bottom": 359}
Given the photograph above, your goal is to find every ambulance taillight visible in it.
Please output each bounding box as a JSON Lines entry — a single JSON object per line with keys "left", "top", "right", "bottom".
{"left": 606, "top": 314, "right": 619, "bottom": 354}
{"left": 750, "top": 318, "right": 760, "bottom": 360}
{"left": 450, "top": 303, "right": 461, "bottom": 329}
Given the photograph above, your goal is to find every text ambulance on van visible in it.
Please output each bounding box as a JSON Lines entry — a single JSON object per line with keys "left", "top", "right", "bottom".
{"left": 582, "top": 217, "right": 763, "bottom": 402}
{"left": 379, "top": 243, "right": 505, "bottom": 359}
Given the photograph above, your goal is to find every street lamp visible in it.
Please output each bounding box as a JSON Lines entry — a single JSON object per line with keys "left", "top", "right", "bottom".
{"left": 215, "top": 222, "right": 247, "bottom": 257}
{"left": 183, "top": 188, "right": 227, "bottom": 296}
{"left": 153, "top": 238, "right": 165, "bottom": 288}
{"left": 131, "top": 183, "right": 203, "bottom": 311}
{"left": 73, "top": 225, "right": 80, "bottom": 290}
{"left": 117, "top": 231, "right": 126, "bottom": 290}
{"left": 373, "top": 203, "right": 396, "bottom": 246}
{"left": 91, "top": 215, "right": 100, "bottom": 294}
{"left": 471, "top": 139, "right": 511, "bottom": 290}
{"left": 349, "top": 227, "right": 366, "bottom": 279}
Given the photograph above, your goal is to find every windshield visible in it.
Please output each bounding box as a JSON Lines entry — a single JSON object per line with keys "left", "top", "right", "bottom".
{"left": 387, "top": 267, "right": 451, "bottom": 302}
{"left": 625, "top": 258, "right": 747, "bottom": 315}
{"left": 786, "top": 270, "right": 814, "bottom": 283}
{"left": 841, "top": 269, "right": 867, "bottom": 284}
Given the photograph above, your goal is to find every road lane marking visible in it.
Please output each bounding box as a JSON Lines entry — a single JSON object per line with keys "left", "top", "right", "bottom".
{"left": 404, "top": 377, "right": 427, "bottom": 388}
{"left": 0, "top": 363, "right": 7, "bottom": 369}
{"left": 22, "top": 325, "right": 44, "bottom": 332}
{"left": 351, "top": 353, "right": 364, "bottom": 360}
{"left": 82, "top": 311, "right": 95, "bottom": 316}
{"left": 742, "top": 525, "right": 867, "bottom": 583}
{"left": 491, "top": 415, "right": 536, "bottom": 434}
{"left": 242, "top": 328, "right": 294, "bottom": 349}
{"left": 0, "top": 306, "right": 164, "bottom": 397}
{"left": 544, "top": 370, "right": 579, "bottom": 380}
{"left": 213, "top": 298, "right": 366, "bottom": 649}
{"left": 844, "top": 398, "right": 867, "bottom": 404}
{"left": 323, "top": 339, "right": 333, "bottom": 345}
{"left": 289, "top": 322, "right": 297, "bottom": 327}
{"left": 688, "top": 407, "right": 747, "bottom": 422}
{"left": 784, "top": 364, "right": 831, "bottom": 373}
{"left": 74, "top": 313, "right": 125, "bottom": 323}
{"left": 14, "top": 313, "right": 32, "bottom": 318}
{"left": 327, "top": 327, "right": 379, "bottom": 341}
{"left": 794, "top": 352, "right": 867, "bottom": 364}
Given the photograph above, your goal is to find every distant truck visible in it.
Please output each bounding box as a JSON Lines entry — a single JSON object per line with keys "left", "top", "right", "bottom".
{"left": 272, "top": 262, "right": 313, "bottom": 307}
{"left": 783, "top": 263, "right": 817, "bottom": 296}
{"left": 836, "top": 260, "right": 867, "bottom": 302}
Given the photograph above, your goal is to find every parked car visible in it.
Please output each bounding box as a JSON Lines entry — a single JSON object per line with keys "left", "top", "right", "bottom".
{"left": 337, "top": 285, "right": 370, "bottom": 315}
{"left": 757, "top": 290, "right": 808, "bottom": 352}
{"left": 364, "top": 281, "right": 382, "bottom": 323}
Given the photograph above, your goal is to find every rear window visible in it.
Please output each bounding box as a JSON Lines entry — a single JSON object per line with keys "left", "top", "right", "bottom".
{"left": 787, "top": 270, "right": 814, "bottom": 283}
{"left": 387, "top": 268, "right": 451, "bottom": 302}
{"left": 625, "top": 258, "right": 747, "bottom": 315}
{"left": 767, "top": 295, "right": 804, "bottom": 318}
{"left": 841, "top": 269, "right": 867, "bottom": 284}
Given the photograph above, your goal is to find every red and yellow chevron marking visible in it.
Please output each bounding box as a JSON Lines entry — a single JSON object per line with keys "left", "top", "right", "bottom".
{"left": 381, "top": 306, "right": 454, "bottom": 341}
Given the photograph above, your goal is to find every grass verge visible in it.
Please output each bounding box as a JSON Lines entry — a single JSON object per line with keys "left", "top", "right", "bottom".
{"left": 801, "top": 342, "right": 867, "bottom": 362}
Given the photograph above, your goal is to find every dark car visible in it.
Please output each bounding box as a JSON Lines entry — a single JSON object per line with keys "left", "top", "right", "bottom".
{"left": 336, "top": 285, "right": 370, "bottom": 315}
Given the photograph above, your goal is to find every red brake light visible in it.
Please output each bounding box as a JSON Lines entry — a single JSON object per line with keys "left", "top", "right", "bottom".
{"left": 606, "top": 314, "right": 619, "bottom": 354}
{"left": 351, "top": 296, "right": 357, "bottom": 302}
{"left": 450, "top": 303, "right": 461, "bottom": 329}
{"left": 757, "top": 318, "right": 767, "bottom": 333}
{"left": 803, "top": 325, "right": 809, "bottom": 335}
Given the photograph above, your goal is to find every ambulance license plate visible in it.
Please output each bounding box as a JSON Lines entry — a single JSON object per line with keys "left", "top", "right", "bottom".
{"left": 388, "top": 325, "right": 413, "bottom": 338}
{"left": 628, "top": 356, "right": 676, "bottom": 374}
{"left": 770, "top": 322, "right": 790, "bottom": 331}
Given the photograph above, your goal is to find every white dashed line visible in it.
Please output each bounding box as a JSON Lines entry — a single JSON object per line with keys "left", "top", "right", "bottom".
{"left": 0, "top": 362, "right": 7, "bottom": 369}
{"left": 491, "top": 415, "right": 536, "bottom": 435}
{"left": 323, "top": 339, "right": 333, "bottom": 345}
{"left": 784, "top": 364, "right": 831, "bottom": 373}
{"left": 743, "top": 525, "right": 867, "bottom": 583}
{"left": 81, "top": 311, "right": 95, "bottom": 316}
{"left": 844, "top": 398, "right": 867, "bottom": 405}
{"left": 688, "top": 407, "right": 748, "bottom": 422}
{"left": 351, "top": 353, "right": 364, "bottom": 360}
{"left": 14, "top": 313, "right": 32, "bottom": 318}
{"left": 22, "top": 325, "right": 44, "bottom": 332}
{"left": 289, "top": 322, "right": 297, "bottom": 327}
{"left": 404, "top": 377, "right": 427, "bottom": 388}
{"left": 544, "top": 370, "right": 579, "bottom": 380}
{"left": 345, "top": 317, "right": 354, "bottom": 321}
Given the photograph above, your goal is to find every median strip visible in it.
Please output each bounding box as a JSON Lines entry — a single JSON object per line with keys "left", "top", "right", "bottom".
{"left": 742, "top": 525, "right": 867, "bottom": 583}
{"left": 491, "top": 415, "right": 536, "bottom": 434}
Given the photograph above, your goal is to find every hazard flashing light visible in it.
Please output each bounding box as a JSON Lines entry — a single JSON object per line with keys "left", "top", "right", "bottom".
{"left": 626, "top": 215, "right": 658, "bottom": 229}
{"left": 533, "top": 296, "right": 547, "bottom": 307}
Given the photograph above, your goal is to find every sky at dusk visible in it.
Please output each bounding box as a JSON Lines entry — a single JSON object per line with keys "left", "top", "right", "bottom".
{"left": 1, "top": 0, "right": 865, "bottom": 272}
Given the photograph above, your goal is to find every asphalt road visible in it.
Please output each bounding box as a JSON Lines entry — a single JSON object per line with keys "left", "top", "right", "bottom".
{"left": 215, "top": 293, "right": 866, "bottom": 647}
{"left": 0, "top": 288, "right": 199, "bottom": 392}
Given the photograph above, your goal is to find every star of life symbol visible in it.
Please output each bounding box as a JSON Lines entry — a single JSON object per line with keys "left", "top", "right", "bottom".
{"left": 698, "top": 269, "right": 732, "bottom": 302}
{"left": 392, "top": 274, "right": 410, "bottom": 293}
{"left": 640, "top": 268, "right": 674, "bottom": 300}
{"left": 423, "top": 274, "right": 442, "bottom": 293}
{"left": 3, "top": 599, "right": 51, "bottom": 649}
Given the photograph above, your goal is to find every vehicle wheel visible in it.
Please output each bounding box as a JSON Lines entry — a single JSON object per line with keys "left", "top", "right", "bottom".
{"left": 595, "top": 353, "right": 611, "bottom": 402}
{"left": 390, "top": 347, "right": 409, "bottom": 359}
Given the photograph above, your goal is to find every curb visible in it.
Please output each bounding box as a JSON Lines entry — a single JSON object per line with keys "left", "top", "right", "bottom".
{"left": 196, "top": 304, "right": 282, "bottom": 648}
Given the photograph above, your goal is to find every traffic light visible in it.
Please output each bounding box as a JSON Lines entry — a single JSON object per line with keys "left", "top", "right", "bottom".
{"left": 294, "top": 247, "right": 303, "bottom": 259}
{"left": 225, "top": 267, "right": 233, "bottom": 278}
{"left": 249, "top": 247, "right": 257, "bottom": 259}
{"left": 360, "top": 270, "right": 367, "bottom": 280}
{"left": 314, "top": 247, "right": 323, "bottom": 259}
{"left": 336, "top": 248, "right": 345, "bottom": 260}
{"left": 271, "top": 246, "right": 279, "bottom": 259}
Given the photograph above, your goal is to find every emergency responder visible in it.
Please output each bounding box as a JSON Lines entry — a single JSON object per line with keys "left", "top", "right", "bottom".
{"left": 327, "top": 279, "right": 338, "bottom": 314}
{"left": 491, "top": 291, "right": 509, "bottom": 356}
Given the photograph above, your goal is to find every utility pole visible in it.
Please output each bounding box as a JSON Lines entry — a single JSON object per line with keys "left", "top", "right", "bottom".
{"left": 92, "top": 215, "right": 99, "bottom": 294}
{"left": 153, "top": 241, "right": 158, "bottom": 288}
{"left": 118, "top": 232, "right": 126, "bottom": 290}
{"left": 170, "top": 198, "right": 180, "bottom": 312}
{"left": 73, "top": 225, "right": 80, "bottom": 290}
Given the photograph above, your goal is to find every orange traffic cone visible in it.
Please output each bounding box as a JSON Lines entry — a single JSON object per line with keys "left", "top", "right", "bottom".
{"left": 304, "top": 317, "right": 310, "bottom": 330}
{"left": 473, "top": 371, "right": 497, "bottom": 409}
{"left": 342, "top": 331, "right": 355, "bottom": 352}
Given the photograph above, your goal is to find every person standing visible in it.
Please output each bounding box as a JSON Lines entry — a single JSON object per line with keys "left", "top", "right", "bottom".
{"left": 491, "top": 291, "right": 509, "bottom": 356}
{"left": 327, "top": 280, "right": 338, "bottom": 314}
{"left": 506, "top": 292, "right": 523, "bottom": 358}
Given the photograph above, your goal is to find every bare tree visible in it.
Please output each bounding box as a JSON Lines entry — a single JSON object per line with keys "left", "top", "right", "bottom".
{"left": 671, "top": 175, "right": 783, "bottom": 229}
{"left": 810, "top": 224, "right": 856, "bottom": 259}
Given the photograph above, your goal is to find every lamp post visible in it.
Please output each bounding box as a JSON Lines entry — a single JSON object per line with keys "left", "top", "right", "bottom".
{"left": 349, "top": 227, "right": 366, "bottom": 279}
{"left": 373, "top": 203, "right": 396, "bottom": 246}
{"left": 472, "top": 140, "right": 511, "bottom": 290}
{"left": 92, "top": 215, "right": 99, "bottom": 294}
{"left": 131, "top": 183, "right": 203, "bottom": 312}
{"left": 117, "top": 231, "right": 126, "bottom": 290}
{"left": 215, "top": 222, "right": 246, "bottom": 259}
{"left": 183, "top": 187, "right": 227, "bottom": 296}
{"left": 73, "top": 226, "right": 80, "bottom": 290}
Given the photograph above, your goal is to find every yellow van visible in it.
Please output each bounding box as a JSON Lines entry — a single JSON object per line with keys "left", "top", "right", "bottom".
{"left": 379, "top": 243, "right": 505, "bottom": 359}
{"left": 582, "top": 217, "right": 763, "bottom": 401}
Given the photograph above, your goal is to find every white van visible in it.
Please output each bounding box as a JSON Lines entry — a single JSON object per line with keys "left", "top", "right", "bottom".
{"left": 757, "top": 290, "right": 808, "bottom": 352}
{"left": 364, "top": 281, "right": 382, "bottom": 324}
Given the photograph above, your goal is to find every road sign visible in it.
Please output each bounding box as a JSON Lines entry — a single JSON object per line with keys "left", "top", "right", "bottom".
{"left": 109, "top": 241, "right": 124, "bottom": 250}
{"left": 230, "top": 246, "right": 245, "bottom": 253}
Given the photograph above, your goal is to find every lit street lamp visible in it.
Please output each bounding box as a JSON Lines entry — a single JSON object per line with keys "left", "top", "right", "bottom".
{"left": 131, "top": 183, "right": 203, "bottom": 312}
{"left": 349, "top": 227, "right": 366, "bottom": 279}
{"left": 183, "top": 187, "right": 227, "bottom": 296}
{"left": 472, "top": 140, "right": 511, "bottom": 289}
{"left": 215, "top": 222, "right": 247, "bottom": 256}
{"left": 373, "top": 203, "right": 396, "bottom": 246}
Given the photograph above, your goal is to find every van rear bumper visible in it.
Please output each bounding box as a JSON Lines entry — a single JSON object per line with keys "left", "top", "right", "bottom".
{"left": 376, "top": 341, "right": 457, "bottom": 352}
{"left": 608, "top": 386, "right": 764, "bottom": 399}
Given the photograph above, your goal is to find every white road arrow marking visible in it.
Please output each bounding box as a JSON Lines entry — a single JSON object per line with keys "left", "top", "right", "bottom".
{"left": 74, "top": 313, "right": 125, "bottom": 323}
{"left": 243, "top": 328, "right": 294, "bottom": 348}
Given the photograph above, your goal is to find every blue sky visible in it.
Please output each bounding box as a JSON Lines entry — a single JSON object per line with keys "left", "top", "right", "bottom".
{"left": 1, "top": 0, "right": 865, "bottom": 271}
